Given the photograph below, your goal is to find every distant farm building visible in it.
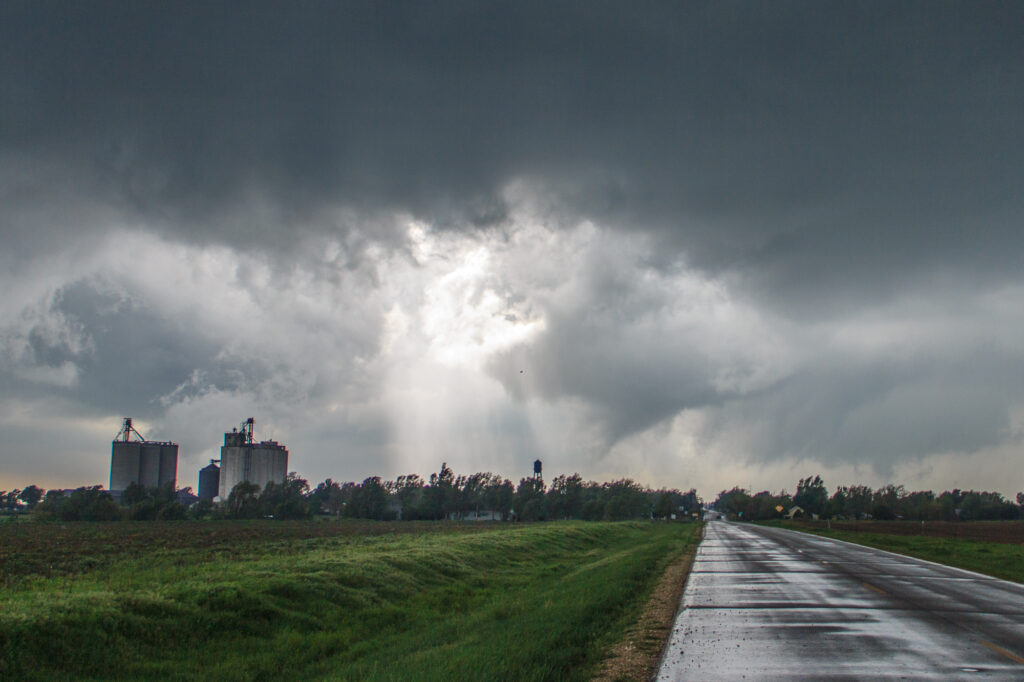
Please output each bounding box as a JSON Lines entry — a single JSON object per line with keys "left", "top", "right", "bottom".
{"left": 217, "top": 418, "right": 288, "bottom": 499}
{"left": 463, "top": 510, "right": 503, "bottom": 521}
{"left": 175, "top": 488, "right": 199, "bottom": 507}
{"left": 109, "top": 418, "right": 178, "bottom": 492}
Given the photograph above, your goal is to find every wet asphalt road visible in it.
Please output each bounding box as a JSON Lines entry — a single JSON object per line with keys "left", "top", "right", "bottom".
{"left": 657, "top": 520, "right": 1024, "bottom": 680}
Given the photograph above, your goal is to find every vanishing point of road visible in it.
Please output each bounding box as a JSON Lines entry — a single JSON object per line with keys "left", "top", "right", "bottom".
{"left": 658, "top": 521, "right": 1024, "bottom": 680}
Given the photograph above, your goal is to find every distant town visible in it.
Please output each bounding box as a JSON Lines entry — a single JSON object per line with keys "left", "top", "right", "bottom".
{"left": 109, "top": 416, "right": 288, "bottom": 506}
{"left": 2, "top": 417, "right": 1021, "bottom": 526}
{"left": 1, "top": 416, "right": 702, "bottom": 523}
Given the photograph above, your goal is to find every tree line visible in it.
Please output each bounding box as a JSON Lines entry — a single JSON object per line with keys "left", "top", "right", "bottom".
{"left": 308, "top": 465, "right": 700, "bottom": 522}
{"left": 0, "top": 463, "right": 701, "bottom": 523}
{"left": 713, "top": 475, "right": 1024, "bottom": 522}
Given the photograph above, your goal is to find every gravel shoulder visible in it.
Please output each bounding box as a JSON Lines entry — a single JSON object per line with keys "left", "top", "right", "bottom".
{"left": 594, "top": 523, "right": 703, "bottom": 682}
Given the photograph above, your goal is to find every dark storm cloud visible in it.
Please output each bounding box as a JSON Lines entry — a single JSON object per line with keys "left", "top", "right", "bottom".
{"left": 4, "top": 1, "right": 1023, "bottom": 302}
{"left": 480, "top": 231, "right": 790, "bottom": 446}
{"left": 1, "top": 280, "right": 248, "bottom": 417}
{"left": 4, "top": 2, "right": 1024, "bottom": 491}
{"left": 493, "top": 316, "right": 720, "bottom": 443}
{"left": 698, "top": 346, "right": 1024, "bottom": 474}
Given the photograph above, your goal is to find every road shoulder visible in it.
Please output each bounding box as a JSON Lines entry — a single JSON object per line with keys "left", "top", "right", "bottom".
{"left": 593, "top": 523, "right": 704, "bottom": 682}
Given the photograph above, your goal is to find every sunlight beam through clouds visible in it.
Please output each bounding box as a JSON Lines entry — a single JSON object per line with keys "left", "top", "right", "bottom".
{"left": 3, "top": 3, "right": 1024, "bottom": 497}
{"left": 4, "top": 196, "right": 1024, "bottom": 498}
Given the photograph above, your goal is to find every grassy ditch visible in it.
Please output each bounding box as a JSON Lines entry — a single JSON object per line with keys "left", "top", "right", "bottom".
{"left": 0, "top": 521, "right": 699, "bottom": 681}
{"left": 761, "top": 520, "right": 1024, "bottom": 584}
{"left": 593, "top": 524, "right": 702, "bottom": 682}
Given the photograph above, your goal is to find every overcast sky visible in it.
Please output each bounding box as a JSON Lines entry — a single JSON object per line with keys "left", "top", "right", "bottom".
{"left": 3, "top": 2, "right": 1024, "bottom": 498}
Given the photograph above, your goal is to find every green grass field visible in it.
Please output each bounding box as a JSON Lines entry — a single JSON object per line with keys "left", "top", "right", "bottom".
{"left": 0, "top": 520, "right": 699, "bottom": 681}
{"left": 762, "top": 520, "right": 1024, "bottom": 584}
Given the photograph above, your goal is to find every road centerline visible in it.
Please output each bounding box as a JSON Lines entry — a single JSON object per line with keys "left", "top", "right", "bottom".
{"left": 980, "top": 641, "right": 1024, "bottom": 666}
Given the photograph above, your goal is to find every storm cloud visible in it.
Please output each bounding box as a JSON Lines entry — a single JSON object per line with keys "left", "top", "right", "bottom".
{"left": 3, "top": 2, "right": 1024, "bottom": 495}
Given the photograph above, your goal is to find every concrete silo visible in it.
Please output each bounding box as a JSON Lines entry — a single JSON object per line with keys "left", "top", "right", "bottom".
{"left": 109, "top": 418, "right": 178, "bottom": 492}
{"left": 217, "top": 418, "right": 289, "bottom": 499}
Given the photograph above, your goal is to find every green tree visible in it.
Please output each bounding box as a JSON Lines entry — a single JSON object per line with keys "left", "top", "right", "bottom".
{"left": 392, "top": 475, "right": 424, "bottom": 520}
{"left": 121, "top": 482, "right": 148, "bottom": 507}
{"left": 794, "top": 476, "right": 828, "bottom": 517}
{"left": 37, "top": 486, "right": 121, "bottom": 521}
{"left": 312, "top": 478, "right": 347, "bottom": 516}
{"left": 122, "top": 483, "right": 180, "bottom": 520}
{"left": 514, "top": 477, "right": 546, "bottom": 521}
{"left": 653, "top": 491, "right": 674, "bottom": 520}
{"left": 156, "top": 501, "right": 188, "bottom": 520}
{"left": 260, "top": 473, "right": 313, "bottom": 520}
{"left": 188, "top": 498, "right": 216, "bottom": 519}
{"left": 547, "top": 474, "right": 585, "bottom": 519}
{"left": 846, "top": 485, "right": 874, "bottom": 519}
{"left": 226, "top": 481, "right": 261, "bottom": 519}
{"left": 0, "top": 489, "right": 21, "bottom": 512}
{"left": 424, "top": 463, "right": 456, "bottom": 520}
{"left": 484, "top": 476, "right": 515, "bottom": 520}
{"left": 345, "top": 476, "right": 389, "bottom": 520}
{"left": 714, "top": 487, "right": 752, "bottom": 519}
{"left": 18, "top": 485, "right": 43, "bottom": 509}
{"left": 601, "top": 480, "right": 649, "bottom": 520}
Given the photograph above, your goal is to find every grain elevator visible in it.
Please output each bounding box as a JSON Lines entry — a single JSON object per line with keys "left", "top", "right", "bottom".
{"left": 198, "top": 460, "right": 221, "bottom": 501}
{"left": 217, "top": 418, "right": 288, "bottom": 499}
{"left": 109, "top": 417, "right": 178, "bottom": 492}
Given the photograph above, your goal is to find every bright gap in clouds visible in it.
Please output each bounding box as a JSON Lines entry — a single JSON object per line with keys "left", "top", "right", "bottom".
{"left": 4, "top": 202, "right": 1024, "bottom": 499}
{"left": 378, "top": 213, "right": 791, "bottom": 484}
{"left": 415, "top": 232, "right": 545, "bottom": 370}
{"left": 383, "top": 221, "right": 549, "bottom": 477}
